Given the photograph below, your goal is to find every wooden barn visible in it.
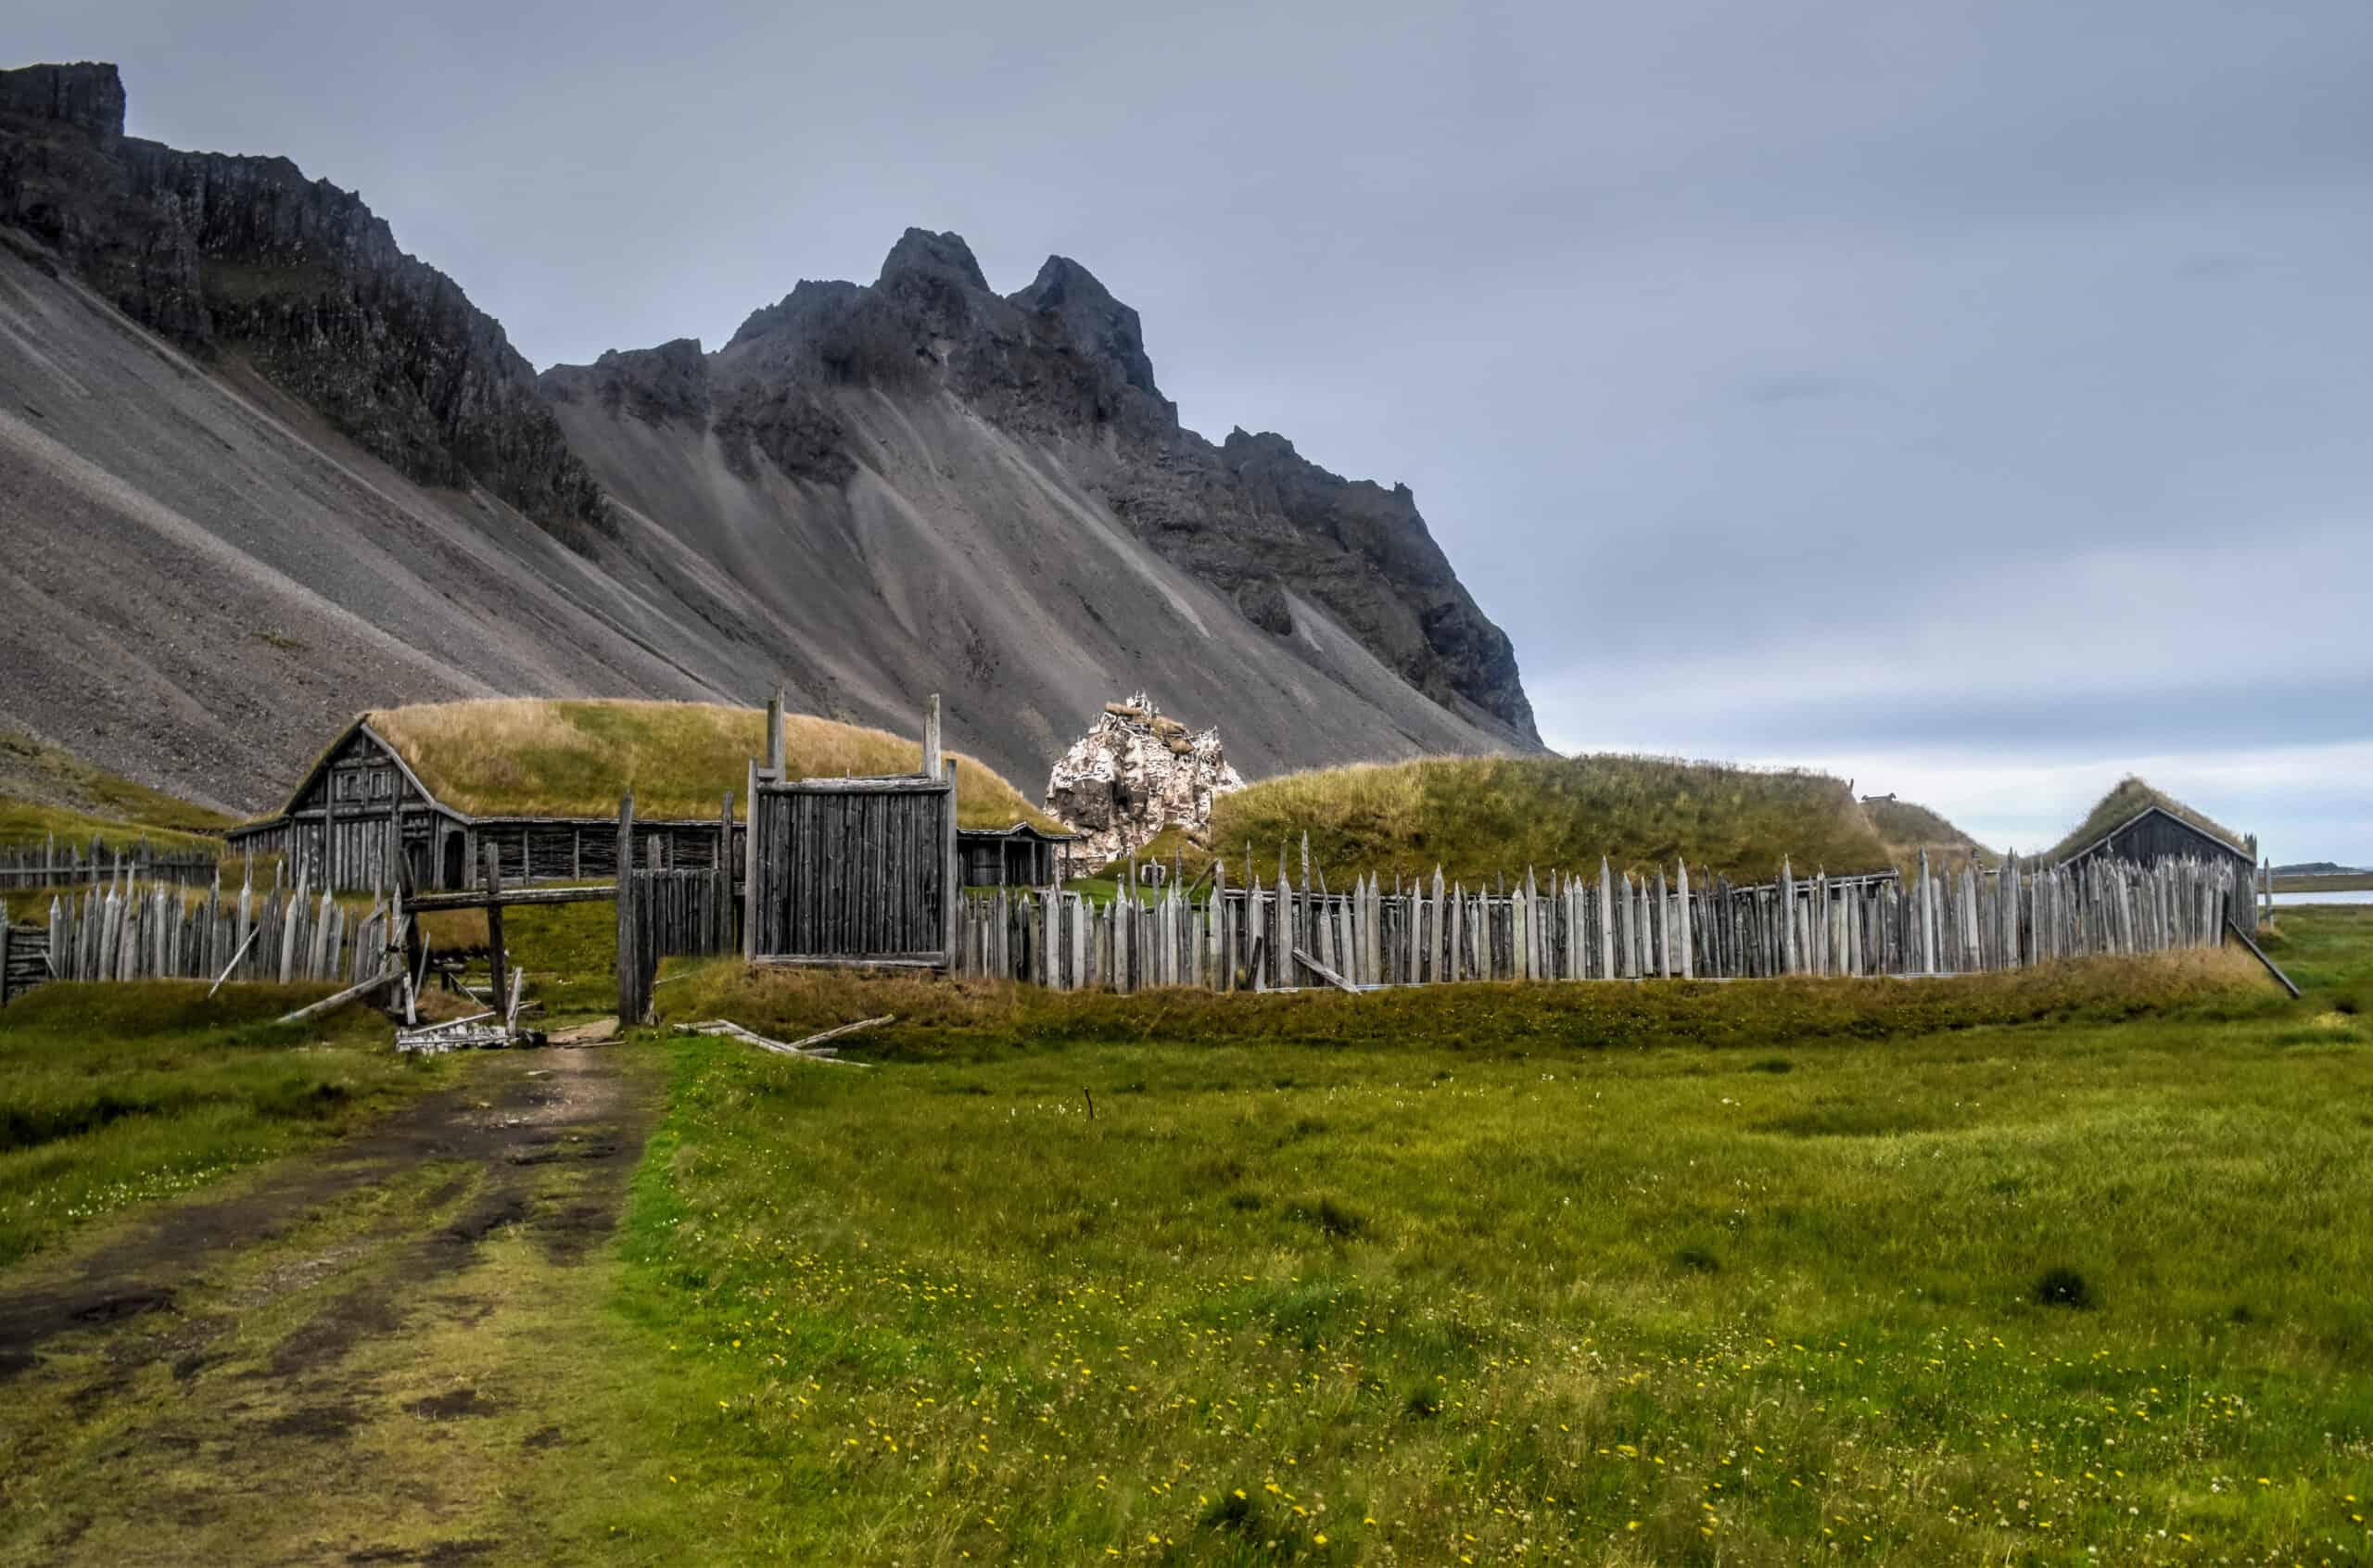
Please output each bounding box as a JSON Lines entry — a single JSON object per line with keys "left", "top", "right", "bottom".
{"left": 225, "top": 700, "right": 1072, "bottom": 894}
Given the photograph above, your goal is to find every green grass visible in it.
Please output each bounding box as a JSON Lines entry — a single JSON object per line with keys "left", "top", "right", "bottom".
{"left": 1209, "top": 754, "right": 1901, "bottom": 884}
{"left": 1859, "top": 796, "right": 1998, "bottom": 868}
{"left": 0, "top": 981, "right": 450, "bottom": 1266}
{"left": 526, "top": 914, "right": 2373, "bottom": 1564}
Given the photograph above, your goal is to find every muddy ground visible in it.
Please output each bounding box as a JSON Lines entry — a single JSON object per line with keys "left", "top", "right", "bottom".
{"left": 0, "top": 1042, "right": 656, "bottom": 1566}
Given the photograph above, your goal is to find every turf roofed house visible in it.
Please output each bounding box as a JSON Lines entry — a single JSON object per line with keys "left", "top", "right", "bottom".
{"left": 224, "top": 714, "right": 742, "bottom": 891}
{"left": 224, "top": 701, "right": 1074, "bottom": 894}
{"left": 2048, "top": 780, "right": 2263, "bottom": 927}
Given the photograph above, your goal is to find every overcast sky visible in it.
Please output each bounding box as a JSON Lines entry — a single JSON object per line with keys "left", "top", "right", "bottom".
{"left": 23, "top": 0, "right": 2373, "bottom": 863}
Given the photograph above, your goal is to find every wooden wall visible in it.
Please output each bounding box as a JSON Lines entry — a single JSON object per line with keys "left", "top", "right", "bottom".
{"left": 748, "top": 780, "right": 953, "bottom": 964}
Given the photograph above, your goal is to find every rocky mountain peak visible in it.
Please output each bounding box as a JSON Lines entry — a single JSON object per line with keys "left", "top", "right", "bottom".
{"left": 0, "top": 61, "right": 124, "bottom": 142}
{"left": 1011, "top": 254, "right": 1161, "bottom": 399}
{"left": 877, "top": 226, "right": 990, "bottom": 294}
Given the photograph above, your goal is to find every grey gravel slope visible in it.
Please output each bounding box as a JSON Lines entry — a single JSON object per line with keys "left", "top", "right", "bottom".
{"left": 0, "top": 242, "right": 1516, "bottom": 814}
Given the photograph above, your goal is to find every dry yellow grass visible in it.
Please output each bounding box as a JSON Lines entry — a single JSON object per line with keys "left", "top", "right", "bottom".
{"left": 354, "top": 700, "right": 1060, "bottom": 830}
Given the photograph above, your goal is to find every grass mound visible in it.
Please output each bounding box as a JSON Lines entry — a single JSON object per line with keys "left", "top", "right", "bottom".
{"left": 360, "top": 699, "right": 1060, "bottom": 829}
{"left": 1206, "top": 752, "right": 1894, "bottom": 882}
{"left": 2048, "top": 776, "right": 2249, "bottom": 860}
{"left": 0, "top": 725, "right": 234, "bottom": 850}
{"left": 1861, "top": 794, "right": 1997, "bottom": 867}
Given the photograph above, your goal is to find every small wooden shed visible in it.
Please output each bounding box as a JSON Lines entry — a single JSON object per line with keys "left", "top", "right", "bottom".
{"left": 2053, "top": 801, "right": 2259, "bottom": 926}
{"left": 958, "top": 823, "right": 1075, "bottom": 888}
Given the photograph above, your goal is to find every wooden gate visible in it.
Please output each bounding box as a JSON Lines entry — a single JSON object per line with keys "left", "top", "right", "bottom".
{"left": 742, "top": 696, "right": 958, "bottom": 972}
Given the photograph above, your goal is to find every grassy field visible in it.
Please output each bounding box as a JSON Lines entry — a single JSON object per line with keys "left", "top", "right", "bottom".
{"left": 0, "top": 982, "right": 450, "bottom": 1267}
{"left": 525, "top": 915, "right": 2368, "bottom": 1565}
{"left": 6, "top": 909, "right": 2370, "bottom": 1565}
{"left": 1208, "top": 754, "right": 1899, "bottom": 883}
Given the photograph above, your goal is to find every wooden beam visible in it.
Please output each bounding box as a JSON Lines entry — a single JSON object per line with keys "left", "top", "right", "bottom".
{"left": 2224, "top": 914, "right": 2301, "bottom": 998}
{"left": 1291, "top": 946, "right": 1360, "bottom": 995}
{"left": 942, "top": 759, "right": 959, "bottom": 971}
{"left": 750, "top": 955, "right": 947, "bottom": 970}
{"left": 616, "top": 791, "right": 640, "bottom": 1026}
{"left": 403, "top": 885, "right": 617, "bottom": 913}
{"left": 482, "top": 841, "right": 508, "bottom": 1014}
{"left": 272, "top": 967, "right": 399, "bottom": 1027}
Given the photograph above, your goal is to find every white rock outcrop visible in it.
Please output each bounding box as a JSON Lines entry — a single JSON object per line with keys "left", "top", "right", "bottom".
{"left": 1044, "top": 694, "right": 1246, "bottom": 866}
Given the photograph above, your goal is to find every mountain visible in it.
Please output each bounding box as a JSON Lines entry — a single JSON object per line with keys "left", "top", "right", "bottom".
{"left": 0, "top": 61, "right": 1538, "bottom": 816}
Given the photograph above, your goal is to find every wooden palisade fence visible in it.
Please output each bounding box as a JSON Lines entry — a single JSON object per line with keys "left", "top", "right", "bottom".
{"left": 1, "top": 865, "right": 403, "bottom": 1005}
{"left": 954, "top": 848, "right": 2245, "bottom": 993}
{"left": 615, "top": 789, "right": 740, "bottom": 1024}
{"left": 0, "top": 837, "right": 222, "bottom": 890}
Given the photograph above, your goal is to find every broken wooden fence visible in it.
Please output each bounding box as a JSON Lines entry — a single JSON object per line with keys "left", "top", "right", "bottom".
{"left": 953, "top": 850, "right": 2242, "bottom": 993}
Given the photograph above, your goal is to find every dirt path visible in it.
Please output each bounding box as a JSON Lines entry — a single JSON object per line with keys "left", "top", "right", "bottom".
{"left": 0, "top": 1042, "right": 658, "bottom": 1566}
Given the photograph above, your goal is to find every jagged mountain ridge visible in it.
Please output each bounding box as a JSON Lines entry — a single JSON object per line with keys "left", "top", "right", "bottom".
{"left": 0, "top": 60, "right": 1539, "bottom": 814}
{"left": 551, "top": 228, "right": 1534, "bottom": 740}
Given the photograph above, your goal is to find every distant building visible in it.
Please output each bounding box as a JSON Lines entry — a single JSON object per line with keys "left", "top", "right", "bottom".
{"left": 2052, "top": 801, "right": 2258, "bottom": 923}
{"left": 957, "top": 823, "right": 1074, "bottom": 888}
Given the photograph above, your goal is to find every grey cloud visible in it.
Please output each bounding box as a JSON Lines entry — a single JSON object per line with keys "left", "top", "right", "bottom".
{"left": 15, "top": 0, "right": 2372, "bottom": 859}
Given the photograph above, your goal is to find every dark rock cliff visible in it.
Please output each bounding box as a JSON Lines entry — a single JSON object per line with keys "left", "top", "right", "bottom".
{"left": 2, "top": 60, "right": 1535, "bottom": 747}
{"left": 0, "top": 61, "right": 606, "bottom": 538}
{"left": 544, "top": 228, "right": 1540, "bottom": 740}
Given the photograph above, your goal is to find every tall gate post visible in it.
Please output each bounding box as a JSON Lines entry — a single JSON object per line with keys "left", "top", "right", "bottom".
{"left": 615, "top": 792, "right": 639, "bottom": 1024}
{"left": 942, "top": 757, "right": 959, "bottom": 969}
{"left": 742, "top": 761, "right": 759, "bottom": 963}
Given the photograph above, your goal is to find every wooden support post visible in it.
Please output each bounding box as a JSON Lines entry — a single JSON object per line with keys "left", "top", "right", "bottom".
{"left": 922, "top": 692, "right": 943, "bottom": 780}
{"left": 742, "top": 761, "right": 761, "bottom": 963}
{"left": 482, "top": 840, "right": 508, "bottom": 1016}
{"left": 942, "top": 758, "right": 959, "bottom": 969}
{"left": 617, "top": 791, "right": 640, "bottom": 1024}
{"left": 767, "top": 688, "right": 786, "bottom": 778}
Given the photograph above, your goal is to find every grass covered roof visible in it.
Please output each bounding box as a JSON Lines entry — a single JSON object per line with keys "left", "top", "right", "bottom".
{"left": 360, "top": 700, "right": 1062, "bottom": 831}
{"left": 2046, "top": 777, "right": 2248, "bottom": 862}
{"left": 1207, "top": 752, "right": 1898, "bottom": 882}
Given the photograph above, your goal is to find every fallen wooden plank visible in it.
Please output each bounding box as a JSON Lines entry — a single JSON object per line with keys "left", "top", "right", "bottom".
{"left": 1291, "top": 947, "right": 1361, "bottom": 995}
{"left": 274, "top": 967, "right": 399, "bottom": 1026}
{"left": 2224, "top": 917, "right": 2302, "bottom": 999}
{"left": 676, "top": 1014, "right": 890, "bottom": 1066}
{"left": 206, "top": 927, "right": 261, "bottom": 998}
